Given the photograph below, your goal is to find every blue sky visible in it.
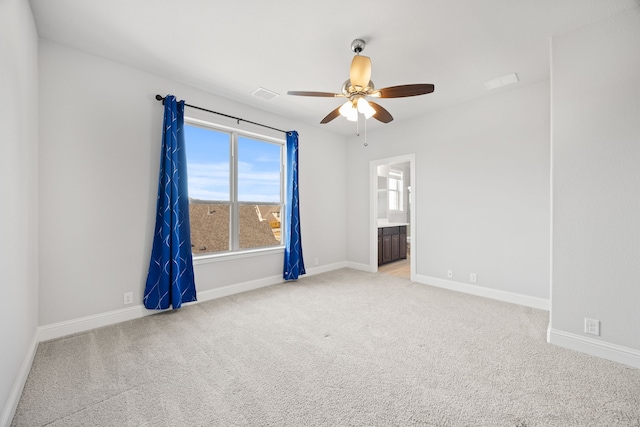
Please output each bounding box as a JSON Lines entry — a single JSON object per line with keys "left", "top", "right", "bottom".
{"left": 184, "top": 124, "right": 281, "bottom": 203}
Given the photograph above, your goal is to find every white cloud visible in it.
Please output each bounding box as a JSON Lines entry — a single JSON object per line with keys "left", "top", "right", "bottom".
{"left": 187, "top": 162, "right": 229, "bottom": 200}
{"left": 188, "top": 161, "right": 280, "bottom": 202}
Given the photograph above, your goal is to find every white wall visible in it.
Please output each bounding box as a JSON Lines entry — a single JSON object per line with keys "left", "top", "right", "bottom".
{"left": 38, "top": 39, "right": 347, "bottom": 326}
{"left": 550, "top": 7, "right": 640, "bottom": 358}
{"left": 347, "top": 81, "right": 551, "bottom": 300}
{"left": 0, "top": 0, "right": 39, "bottom": 424}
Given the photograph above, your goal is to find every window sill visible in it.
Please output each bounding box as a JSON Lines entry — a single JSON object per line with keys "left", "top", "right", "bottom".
{"left": 192, "top": 246, "right": 284, "bottom": 265}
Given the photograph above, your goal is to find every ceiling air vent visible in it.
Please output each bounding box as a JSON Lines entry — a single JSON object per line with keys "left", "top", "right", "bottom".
{"left": 251, "top": 87, "right": 279, "bottom": 101}
{"left": 484, "top": 73, "right": 519, "bottom": 90}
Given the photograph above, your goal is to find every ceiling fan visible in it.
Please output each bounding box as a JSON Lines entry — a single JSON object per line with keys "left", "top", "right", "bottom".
{"left": 288, "top": 39, "right": 435, "bottom": 124}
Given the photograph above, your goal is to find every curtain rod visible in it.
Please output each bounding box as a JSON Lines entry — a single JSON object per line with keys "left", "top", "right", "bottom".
{"left": 155, "top": 94, "right": 290, "bottom": 135}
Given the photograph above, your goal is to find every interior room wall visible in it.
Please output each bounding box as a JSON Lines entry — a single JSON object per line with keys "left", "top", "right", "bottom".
{"left": 346, "top": 81, "right": 551, "bottom": 300}
{"left": 38, "top": 39, "right": 347, "bottom": 327}
{"left": 0, "top": 0, "right": 39, "bottom": 423}
{"left": 550, "top": 7, "right": 640, "bottom": 358}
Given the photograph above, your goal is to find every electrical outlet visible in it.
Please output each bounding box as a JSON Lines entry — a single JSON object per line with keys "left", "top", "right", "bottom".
{"left": 447, "top": 269, "right": 453, "bottom": 278}
{"left": 470, "top": 273, "right": 477, "bottom": 283}
{"left": 123, "top": 291, "right": 133, "bottom": 305}
{"left": 585, "top": 318, "right": 600, "bottom": 336}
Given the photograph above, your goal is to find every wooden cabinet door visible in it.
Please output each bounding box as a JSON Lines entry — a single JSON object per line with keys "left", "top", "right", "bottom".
{"left": 382, "top": 235, "right": 392, "bottom": 264}
{"left": 391, "top": 234, "right": 400, "bottom": 261}
{"left": 399, "top": 232, "right": 407, "bottom": 259}
{"left": 378, "top": 235, "right": 383, "bottom": 265}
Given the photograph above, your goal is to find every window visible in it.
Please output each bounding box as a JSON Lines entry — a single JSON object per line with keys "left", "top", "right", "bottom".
{"left": 388, "top": 168, "right": 404, "bottom": 211}
{"left": 184, "top": 119, "right": 284, "bottom": 256}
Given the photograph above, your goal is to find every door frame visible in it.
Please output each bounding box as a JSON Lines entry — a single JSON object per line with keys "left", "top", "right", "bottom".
{"left": 369, "top": 154, "right": 416, "bottom": 280}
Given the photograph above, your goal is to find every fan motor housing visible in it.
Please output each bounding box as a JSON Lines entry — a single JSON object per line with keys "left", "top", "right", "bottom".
{"left": 341, "top": 79, "right": 375, "bottom": 98}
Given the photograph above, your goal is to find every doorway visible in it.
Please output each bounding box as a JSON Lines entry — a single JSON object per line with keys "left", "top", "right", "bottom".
{"left": 370, "top": 154, "right": 416, "bottom": 280}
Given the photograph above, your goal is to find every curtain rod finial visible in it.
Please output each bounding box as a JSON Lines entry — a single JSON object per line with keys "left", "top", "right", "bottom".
{"left": 155, "top": 94, "right": 164, "bottom": 101}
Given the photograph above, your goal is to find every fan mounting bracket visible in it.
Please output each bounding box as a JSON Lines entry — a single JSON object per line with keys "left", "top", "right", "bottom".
{"left": 351, "top": 39, "right": 366, "bottom": 54}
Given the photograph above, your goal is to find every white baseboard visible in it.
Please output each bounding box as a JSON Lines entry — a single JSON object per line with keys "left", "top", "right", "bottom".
{"left": 548, "top": 328, "right": 640, "bottom": 369}
{"left": 197, "top": 261, "right": 349, "bottom": 300}
{"left": 37, "top": 270, "right": 549, "bottom": 343}
{"left": 38, "top": 305, "right": 151, "bottom": 342}
{"left": 414, "top": 274, "right": 550, "bottom": 311}
{"left": 37, "top": 262, "right": 350, "bottom": 342}
{"left": 38, "top": 276, "right": 284, "bottom": 342}
{"left": 196, "top": 274, "right": 284, "bottom": 302}
{"left": 1, "top": 334, "right": 38, "bottom": 427}
{"left": 345, "top": 261, "right": 372, "bottom": 272}
{"left": 305, "top": 261, "right": 348, "bottom": 276}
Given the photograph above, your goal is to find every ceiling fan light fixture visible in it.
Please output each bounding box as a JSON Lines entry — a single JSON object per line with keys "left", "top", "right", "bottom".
{"left": 339, "top": 101, "right": 358, "bottom": 121}
{"left": 357, "top": 97, "right": 376, "bottom": 119}
{"left": 338, "top": 100, "right": 352, "bottom": 116}
{"left": 350, "top": 55, "right": 372, "bottom": 89}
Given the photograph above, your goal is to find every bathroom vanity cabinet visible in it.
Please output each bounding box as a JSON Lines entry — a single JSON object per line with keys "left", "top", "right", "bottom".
{"left": 378, "top": 225, "right": 407, "bottom": 265}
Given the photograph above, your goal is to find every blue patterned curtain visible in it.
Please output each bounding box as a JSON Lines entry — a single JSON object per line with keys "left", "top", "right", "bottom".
{"left": 283, "top": 131, "right": 306, "bottom": 280}
{"left": 144, "top": 95, "right": 197, "bottom": 309}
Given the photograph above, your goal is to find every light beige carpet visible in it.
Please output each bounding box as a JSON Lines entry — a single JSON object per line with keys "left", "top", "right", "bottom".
{"left": 12, "top": 268, "right": 640, "bottom": 426}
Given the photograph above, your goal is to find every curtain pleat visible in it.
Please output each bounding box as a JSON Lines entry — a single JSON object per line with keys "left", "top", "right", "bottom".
{"left": 144, "top": 95, "right": 197, "bottom": 309}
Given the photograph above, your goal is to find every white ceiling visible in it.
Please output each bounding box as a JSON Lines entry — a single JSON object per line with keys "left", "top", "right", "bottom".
{"left": 29, "top": 0, "right": 638, "bottom": 136}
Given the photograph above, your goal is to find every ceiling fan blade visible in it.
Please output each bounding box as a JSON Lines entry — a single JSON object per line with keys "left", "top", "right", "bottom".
{"left": 377, "top": 84, "right": 435, "bottom": 98}
{"left": 368, "top": 101, "right": 394, "bottom": 123}
{"left": 287, "top": 91, "right": 340, "bottom": 97}
{"left": 320, "top": 106, "right": 342, "bottom": 124}
{"left": 350, "top": 55, "right": 372, "bottom": 88}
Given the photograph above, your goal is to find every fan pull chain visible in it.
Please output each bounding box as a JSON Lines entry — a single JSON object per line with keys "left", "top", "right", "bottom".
{"left": 355, "top": 113, "right": 369, "bottom": 147}
{"left": 364, "top": 115, "right": 368, "bottom": 146}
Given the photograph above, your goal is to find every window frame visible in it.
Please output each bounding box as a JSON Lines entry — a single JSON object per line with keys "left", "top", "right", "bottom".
{"left": 388, "top": 168, "right": 404, "bottom": 213}
{"left": 184, "top": 117, "right": 286, "bottom": 263}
